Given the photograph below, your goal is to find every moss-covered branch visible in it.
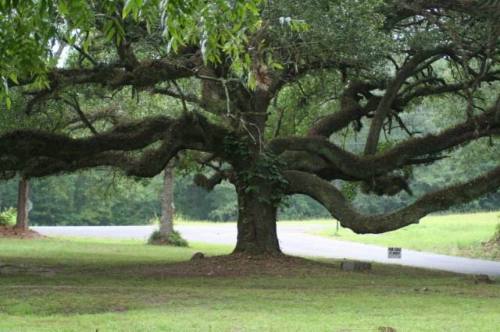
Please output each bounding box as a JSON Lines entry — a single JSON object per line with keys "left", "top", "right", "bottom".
{"left": 284, "top": 165, "right": 500, "bottom": 233}
{"left": 272, "top": 99, "right": 500, "bottom": 181}
{"left": 0, "top": 112, "right": 228, "bottom": 178}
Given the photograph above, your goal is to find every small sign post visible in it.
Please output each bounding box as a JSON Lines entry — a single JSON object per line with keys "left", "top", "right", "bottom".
{"left": 388, "top": 247, "right": 402, "bottom": 259}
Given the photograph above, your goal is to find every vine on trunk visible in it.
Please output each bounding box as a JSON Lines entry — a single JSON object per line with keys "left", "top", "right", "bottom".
{"left": 223, "top": 134, "right": 288, "bottom": 206}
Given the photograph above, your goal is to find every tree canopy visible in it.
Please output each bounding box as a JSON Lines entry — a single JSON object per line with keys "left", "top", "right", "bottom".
{"left": 1, "top": 0, "right": 499, "bottom": 254}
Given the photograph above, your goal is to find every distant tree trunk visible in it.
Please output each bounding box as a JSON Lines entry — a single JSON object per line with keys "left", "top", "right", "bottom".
{"left": 15, "top": 177, "right": 29, "bottom": 230}
{"left": 159, "top": 162, "right": 175, "bottom": 236}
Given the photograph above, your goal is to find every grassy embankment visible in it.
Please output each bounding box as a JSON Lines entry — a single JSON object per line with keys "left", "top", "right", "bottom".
{"left": 315, "top": 212, "right": 500, "bottom": 260}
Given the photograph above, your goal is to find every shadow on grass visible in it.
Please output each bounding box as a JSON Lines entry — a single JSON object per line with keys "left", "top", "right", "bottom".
{"left": 0, "top": 237, "right": 497, "bottom": 319}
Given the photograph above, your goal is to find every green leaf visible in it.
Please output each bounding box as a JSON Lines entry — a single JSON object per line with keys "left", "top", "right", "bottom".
{"left": 8, "top": 72, "right": 18, "bottom": 84}
{"left": 5, "top": 95, "right": 11, "bottom": 109}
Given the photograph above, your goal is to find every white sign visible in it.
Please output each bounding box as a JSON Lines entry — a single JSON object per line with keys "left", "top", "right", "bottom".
{"left": 388, "top": 247, "right": 402, "bottom": 259}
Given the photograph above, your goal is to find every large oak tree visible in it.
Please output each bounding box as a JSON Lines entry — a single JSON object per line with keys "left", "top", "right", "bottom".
{"left": 1, "top": 0, "right": 499, "bottom": 254}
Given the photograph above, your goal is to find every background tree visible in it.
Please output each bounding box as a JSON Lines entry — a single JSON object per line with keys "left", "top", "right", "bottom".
{"left": 159, "top": 162, "right": 175, "bottom": 237}
{"left": 14, "top": 177, "right": 29, "bottom": 230}
{"left": 1, "top": 0, "right": 499, "bottom": 255}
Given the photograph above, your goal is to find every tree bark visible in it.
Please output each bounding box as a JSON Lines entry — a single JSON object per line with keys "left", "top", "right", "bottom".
{"left": 15, "top": 177, "right": 29, "bottom": 231}
{"left": 159, "top": 163, "right": 175, "bottom": 236}
{"left": 233, "top": 185, "right": 281, "bottom": 255}
{"left": 229, "top": 86, "right": 282, "bottom": 255}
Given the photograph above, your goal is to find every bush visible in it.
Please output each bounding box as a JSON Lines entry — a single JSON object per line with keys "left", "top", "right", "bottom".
{"left": 493, "top": 219, "right": 500, "bottom": 243}
{"left": 148, "top": 229, "right": 188, "bottom": 247}
{"left": 0, "top": 208, "right": 17, "bottom": 227}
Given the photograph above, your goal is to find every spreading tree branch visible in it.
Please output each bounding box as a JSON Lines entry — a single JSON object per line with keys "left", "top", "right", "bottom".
{"left": 0, "top": 112, "right": 229, "bottom": 178}
{"left": 284, "top": 165, "right": 500, "bottom": 233}
{"left": 364, "top": 47, "right": 454, "bottom": 155}
{"left": 272, "top": 99, "right": 500, "bottom": 180}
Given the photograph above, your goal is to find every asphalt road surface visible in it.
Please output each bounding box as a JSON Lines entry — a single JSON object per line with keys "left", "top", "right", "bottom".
{"left": 33, "top": 223, "right": 500, "bottom": 277}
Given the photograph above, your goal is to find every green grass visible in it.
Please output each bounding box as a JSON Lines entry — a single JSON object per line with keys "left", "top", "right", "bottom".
{"left": 316, "top": 211, "right": 500, "bottom": 260}
{"left": 1, "top": 237, "right": 499, "bottom": 331}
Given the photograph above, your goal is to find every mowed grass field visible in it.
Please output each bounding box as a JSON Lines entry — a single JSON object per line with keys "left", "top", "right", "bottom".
{"left": 0, "top": 237, "right": 499, "bottom": 331}
{"left": 316, "top": 211, "right": 500, "bottom": 260}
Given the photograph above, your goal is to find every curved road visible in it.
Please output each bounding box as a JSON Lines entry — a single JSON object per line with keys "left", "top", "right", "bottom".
{"left": 33, "top": 223, "right": 500, "bottom": 277}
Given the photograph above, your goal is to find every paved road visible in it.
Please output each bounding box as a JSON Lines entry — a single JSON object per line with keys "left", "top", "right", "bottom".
{"left": 33, "top": 224, "right": 500, "bottom": 277}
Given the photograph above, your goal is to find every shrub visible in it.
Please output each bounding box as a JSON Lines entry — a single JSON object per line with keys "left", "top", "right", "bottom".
{"left": 148, "top": 229, "right": 188, "bottom": 247}
{"left": 493, "top": 219, "right": 500, "bottom": 243}
{"left": 0, "top": 208, "right": 17, "bottom": 227}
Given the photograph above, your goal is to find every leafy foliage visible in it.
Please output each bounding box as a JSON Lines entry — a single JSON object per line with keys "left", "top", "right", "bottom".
{"left": 0, "top": 207, "right": 16, "bottom": 226}
{"left": 263, "top": 0, "right": 390, "bottom": 67}
{"left": 0, "top": 0, "right": 264, "bottom": 105}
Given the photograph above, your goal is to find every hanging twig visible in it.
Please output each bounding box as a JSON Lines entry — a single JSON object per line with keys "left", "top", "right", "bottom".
{"left": 171, "top": 80, "right": 189, "bottom": 113}
{"left": 62, "top": 94, "right": 99, "bottom": 135}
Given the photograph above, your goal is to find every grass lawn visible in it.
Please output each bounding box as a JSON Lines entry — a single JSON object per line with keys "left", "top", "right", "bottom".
{"left": 316, "top": 211, "right": 500, "bottom": 260}
{"left": 1, "top": 237, "right": 499, "bottom": 331}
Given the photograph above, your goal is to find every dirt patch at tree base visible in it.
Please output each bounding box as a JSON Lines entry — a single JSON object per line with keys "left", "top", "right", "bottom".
{"left": 140, "top": 253, "right": 343, "bottom": 278}
{"left": 0, "top": 226, "right": 44, "bottom": 239}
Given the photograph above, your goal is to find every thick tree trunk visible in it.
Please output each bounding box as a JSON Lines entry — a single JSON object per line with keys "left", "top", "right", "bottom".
{"left": 233, "top": 187, "right": 281, "bottom": 255}
{"left": 15, "top": 177, "right": 29, "bottom": 231}
{"left": 229, "top": 85, "right": 280, "bottom": 255}
{"left": 159, "top": 163, "right": 175, "bottom": 236}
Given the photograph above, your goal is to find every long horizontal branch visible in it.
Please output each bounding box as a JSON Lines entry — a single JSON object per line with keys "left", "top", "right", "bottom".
{"left": 49, "top": 55, "right": 199, "bottom": 89}
{"left": 1, "top": 117, "right": 173, "bottom": 160}
{"left": 0, "top": 112, "right": 228, "bottom": 178}
{"left": 273, "top": 100, "right": 500, "bottom": 180}
{"left": 284, "top": 165, "right": 500, "bottom": 233}
{"left": 18, "top": 143, "right": 186, "bottom": 179}
{"left": 19, "top": 53, "right": 203, "bottom": 113}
